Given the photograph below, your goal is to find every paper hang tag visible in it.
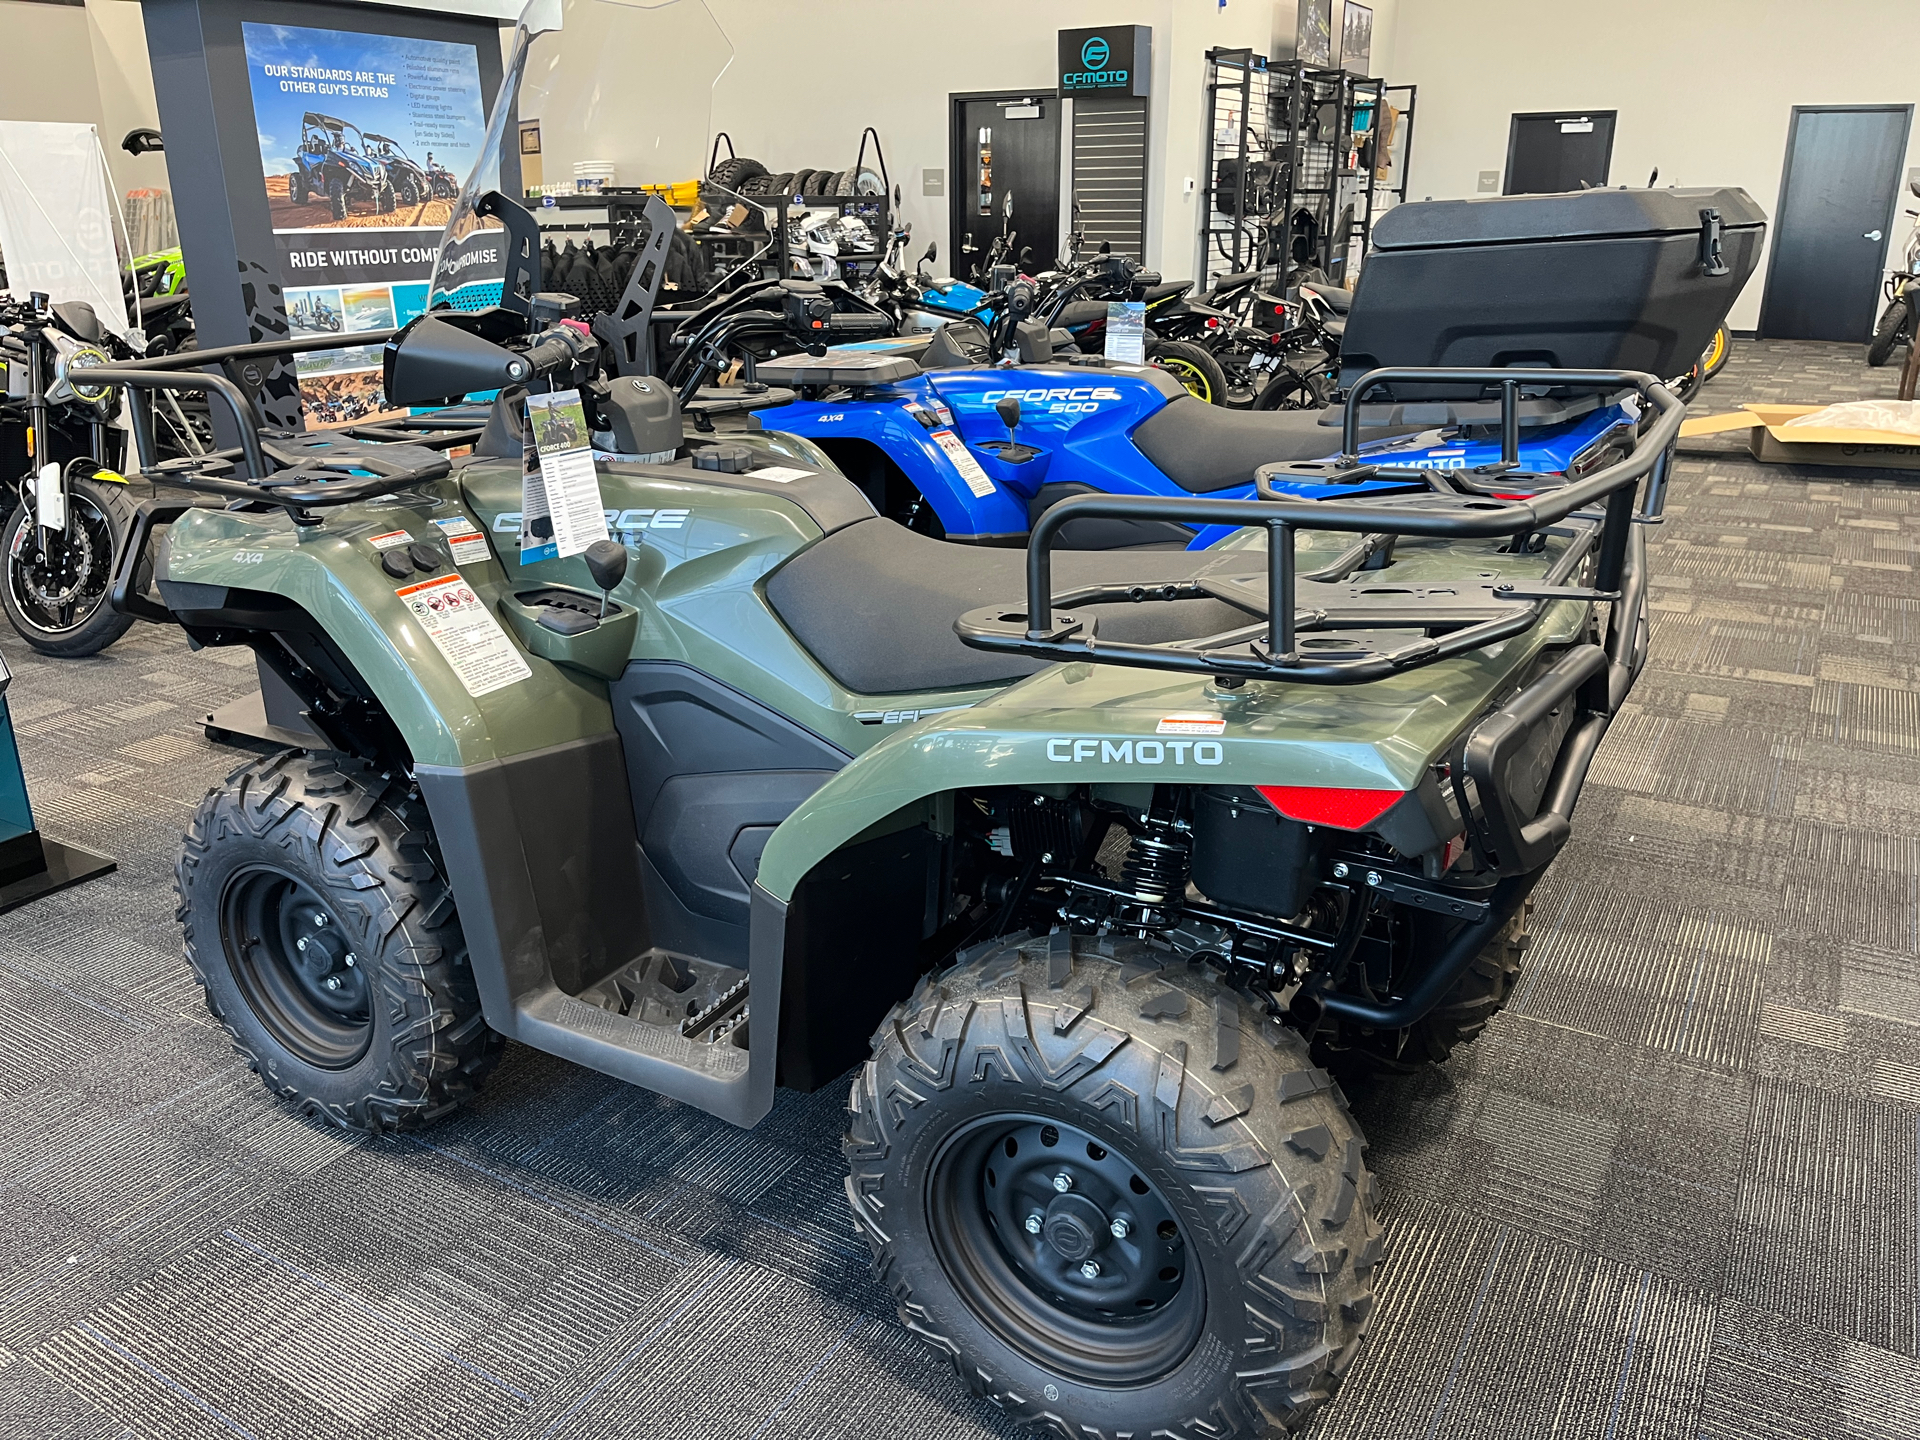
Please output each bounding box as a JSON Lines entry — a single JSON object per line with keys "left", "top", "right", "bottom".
{"left": 525, "top": 389, "right": 609, "bottom": 560}
{"left": 1104, "top": 301, "right": 1147, "bottom": 365}
{"left": 34, "top": 464, "right": 65, "bottom": 532}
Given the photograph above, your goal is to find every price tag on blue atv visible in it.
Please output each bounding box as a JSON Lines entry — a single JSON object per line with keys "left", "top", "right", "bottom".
{"left": 1104, "top": 300, "right": 1146, "bottom": 364}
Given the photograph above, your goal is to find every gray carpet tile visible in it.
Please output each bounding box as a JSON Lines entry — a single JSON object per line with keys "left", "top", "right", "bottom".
{"left": 0, "top": 337, "right": 1916, "bottom": 1436}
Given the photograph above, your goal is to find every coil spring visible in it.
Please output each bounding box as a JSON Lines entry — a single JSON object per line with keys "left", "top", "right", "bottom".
{"left": 1120, "top": 828, "right": 1191, "bottom": 908}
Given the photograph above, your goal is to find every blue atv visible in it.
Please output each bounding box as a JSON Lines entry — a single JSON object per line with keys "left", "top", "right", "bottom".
{"left": 292, "top": 112, "right": 394, "bottom": 220}
{"left": 664, "top": 259, "right": 1641, "bottom": 551}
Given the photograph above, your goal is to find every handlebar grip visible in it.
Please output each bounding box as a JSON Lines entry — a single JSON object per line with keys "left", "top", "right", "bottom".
{"left": 520, "top": 326, "right": 595, "bottom": 378}
{"left": 1134, "top": 271, "right": 1162, "bottom": 288}
{"left": 825, "top": 311, "right": 894, "bottom": 335}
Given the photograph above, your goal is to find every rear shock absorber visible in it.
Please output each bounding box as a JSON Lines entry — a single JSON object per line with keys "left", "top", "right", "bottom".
{"left": 1116, "top": 792, "right": 1193, "bottom": 934}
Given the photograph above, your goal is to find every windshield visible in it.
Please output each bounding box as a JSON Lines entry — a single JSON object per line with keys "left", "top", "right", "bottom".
{"left": 429, "top": 0, "right": 733, "bottom": 316}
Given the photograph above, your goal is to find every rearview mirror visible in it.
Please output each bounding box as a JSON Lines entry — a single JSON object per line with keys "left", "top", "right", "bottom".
{"left": 893, "top": 182, "right": 901, "bottom": 205}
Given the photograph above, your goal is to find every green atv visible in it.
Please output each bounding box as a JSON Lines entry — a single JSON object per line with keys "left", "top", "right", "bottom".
{"left": 103, "top": 285, "right": 1681, "bottom": 1433}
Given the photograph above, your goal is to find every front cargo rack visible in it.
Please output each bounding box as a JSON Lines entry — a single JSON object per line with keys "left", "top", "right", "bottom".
{"left": 955, "top": 365, "right": 1681, "bottom": 689}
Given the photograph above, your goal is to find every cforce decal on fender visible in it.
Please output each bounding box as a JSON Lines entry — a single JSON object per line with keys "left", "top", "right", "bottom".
{"left": 1046, "top": 737, "right": 1225, "bottom": 765}
{"left": 979, "top": 385, "right": 1123, "bottom": 416}
{"left": 493, "top": 508, "right": 690, "bottom": 535}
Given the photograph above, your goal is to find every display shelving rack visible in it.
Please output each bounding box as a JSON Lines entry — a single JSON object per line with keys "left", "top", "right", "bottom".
{"left": 1199, "top": 48, "right": 1415, "bottom": 292}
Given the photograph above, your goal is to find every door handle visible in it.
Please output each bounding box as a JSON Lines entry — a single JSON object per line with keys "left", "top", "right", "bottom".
{"left": 1867, "top": 229, "right": 1885, "bottom": 241}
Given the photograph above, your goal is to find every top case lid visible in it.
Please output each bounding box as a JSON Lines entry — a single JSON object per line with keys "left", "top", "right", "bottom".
{"left": 1371, "top": 186, "right": 1768, "bottom": 250}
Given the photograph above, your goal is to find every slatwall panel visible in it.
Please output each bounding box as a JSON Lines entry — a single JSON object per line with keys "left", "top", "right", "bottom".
{"left": 1070, "top": 95, "right": 1148, "bottom": 261}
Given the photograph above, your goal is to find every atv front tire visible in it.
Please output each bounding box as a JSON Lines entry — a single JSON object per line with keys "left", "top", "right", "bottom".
{"left": 291, "top": 170, "right": 308, "bottom": 207}
{"left": 177, "top": 751, "right": 501, "bottom": 1133}
{"left": 846, "top": 933, "right": 1381, "bottom": 1437}
{"left": 327, "top": 174, "right": 348, "bottom": 221}
{"left": 1148, "top": 339, "right": 1231, "bottom": 406}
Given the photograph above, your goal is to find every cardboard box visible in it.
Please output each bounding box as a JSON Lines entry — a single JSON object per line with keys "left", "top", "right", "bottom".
{"left": 1679, "top": 404, "right": 1920, "bottom": 471}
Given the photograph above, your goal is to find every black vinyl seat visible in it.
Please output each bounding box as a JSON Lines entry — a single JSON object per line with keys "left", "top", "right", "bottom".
{"left": 1300, "top": 281, "right": 1352, "bottom": 314}
{"left": 1140, "top": 281, "right": 1191, "bottom": 305}
{"left": 765, "top": 518, "right": 1254, "bottom": 694}
{"left": 1132, "top": 396, "right": 1396, "bottom": 493}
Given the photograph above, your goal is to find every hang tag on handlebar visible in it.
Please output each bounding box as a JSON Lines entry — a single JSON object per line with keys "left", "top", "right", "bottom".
{"left": 34, "top": 464, "right": 65, "bottom": 533}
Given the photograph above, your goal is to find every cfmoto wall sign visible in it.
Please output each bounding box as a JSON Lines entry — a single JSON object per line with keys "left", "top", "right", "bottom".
{"left": 1058, "top": 25, "right": 1151, "bottom": 96}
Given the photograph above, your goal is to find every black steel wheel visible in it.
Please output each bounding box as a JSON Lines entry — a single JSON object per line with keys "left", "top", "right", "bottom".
{"left": 1, "top": 475, "right": 138, "bottom": 657}
{"left": 178, "top": 751, "right": 501, "bottom": 1132}
{"left": 219, "top": 867, "right": 372, "bottom": 1069}
{"left": 927, "top": 1115, "right": 1205, "bottom": 1386}
{"left": 847, "top": 932, "right": 1381, "bottom": 1436}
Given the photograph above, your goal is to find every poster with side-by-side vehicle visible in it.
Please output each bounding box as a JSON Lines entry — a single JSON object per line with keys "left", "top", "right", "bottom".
{"left": 242, "top": 23, "right": 484, "bottom": 423}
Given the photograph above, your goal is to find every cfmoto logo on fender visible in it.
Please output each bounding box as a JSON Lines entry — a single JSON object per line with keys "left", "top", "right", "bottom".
{"left": 1046, "top": 737, "right": 1224, "bottom": 766}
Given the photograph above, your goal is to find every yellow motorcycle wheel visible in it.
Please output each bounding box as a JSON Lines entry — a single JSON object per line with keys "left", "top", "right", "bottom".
{"left": 1701, "top": 323, "right": 1732, "bottom": 380}
{"left": 1146, "top": 341, "right": 1229, "bottom": 406}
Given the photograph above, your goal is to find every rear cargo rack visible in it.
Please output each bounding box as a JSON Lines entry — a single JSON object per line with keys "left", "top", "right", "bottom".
{"left": 955, "top": 366, "right": 1680, "bottom": 688}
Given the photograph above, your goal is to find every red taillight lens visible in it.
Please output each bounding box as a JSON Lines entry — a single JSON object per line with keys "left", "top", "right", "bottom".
{"left": 1206, "top": 316, "right": 1221, "bottom": 329}
{"left": 1256, "top": 785, "right": 1405, "bottom": 830}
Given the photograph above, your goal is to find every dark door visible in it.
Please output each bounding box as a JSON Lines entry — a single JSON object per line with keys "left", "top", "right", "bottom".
{"left": 949, "top": 92, "right": 1059, "bottom": 279}
{"left": 1759, "top": 105, "right": 1914, "bottom": 342}
{"left": 1504, "top": 111, "right": 1616, "bottom": 195}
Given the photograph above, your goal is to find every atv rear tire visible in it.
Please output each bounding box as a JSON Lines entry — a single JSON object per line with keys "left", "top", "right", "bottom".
{"left": 846, "top": 933, "right": 1381, "bottom": 1437}
{"left": 1148, "top": 339, "right": 1231, "bottom": 406}
{"left": 291, "top": 171, "right": 308, "bottom": 207}
{"left": 177, "top": 751, "right": 502, "bottom": 1133}
{"left": 1868, "top": 298, "right": 1909, "bottom": 367}
{"left": 1331, "top": 901, "right": 1533, "bottom": 1076}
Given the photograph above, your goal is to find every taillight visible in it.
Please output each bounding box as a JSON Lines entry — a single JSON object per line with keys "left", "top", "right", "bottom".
{"left": 1206, "top": 316, "right": 1221, "bottom": 329}
{"left": 1256, "top": 785, "right": 1405, "bottom": 830}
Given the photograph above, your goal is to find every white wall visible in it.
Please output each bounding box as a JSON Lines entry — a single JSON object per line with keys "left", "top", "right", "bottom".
{"left": 0, "top": 1, "right": 169, "bottom": 205}
{"left": 1387, "top": 0, "right": 1920, "bottom": 330}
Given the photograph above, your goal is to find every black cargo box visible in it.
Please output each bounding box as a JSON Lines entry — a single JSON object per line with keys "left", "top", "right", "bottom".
{"left": 1338, "top": 187, "right": 1766, "bottom": 408}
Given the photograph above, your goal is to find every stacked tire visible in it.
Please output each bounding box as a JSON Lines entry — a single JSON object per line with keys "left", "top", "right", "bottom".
{"left": 707, "top": 156, "right": 884, "bottom": 200}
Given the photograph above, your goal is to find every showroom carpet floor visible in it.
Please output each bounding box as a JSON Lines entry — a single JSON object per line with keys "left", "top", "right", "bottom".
{"left": 1, "top": 338, "right": 1917, "bottom": 1439}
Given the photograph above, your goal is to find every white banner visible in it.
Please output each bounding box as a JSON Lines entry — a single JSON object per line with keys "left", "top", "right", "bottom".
{"left": 0, "top": 121, "right": 135, "bottom": 340}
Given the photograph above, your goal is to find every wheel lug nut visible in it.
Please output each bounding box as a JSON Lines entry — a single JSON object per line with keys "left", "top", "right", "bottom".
{"left": 296, "top": 937, "right": 308, "bottom": 951}
{"left": 1110, "top": 1218, "right": 1130, "bottom": 1239}
{"left": 324, "top": 976, "right": 340, "bottom": 991}
{"left": 1079, "top": 1260, "right": 1100, "bottom": 1279}
{"left": 1052, "top": 1172, "right": 1073, "bottom": 1193}
{"left": 1024, "top": 1213, "right": 1043, "bottom": 1235}
{"left": 314, "top": 914, "right": 328, "bottom": 927}
{"left": 344, "top": 954, "right": 356, "bottom": 967}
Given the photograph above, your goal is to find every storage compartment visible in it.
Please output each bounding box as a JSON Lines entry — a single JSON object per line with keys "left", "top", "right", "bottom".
{"left": 1338, "top": 187, "right": 1766, "bottom": 401}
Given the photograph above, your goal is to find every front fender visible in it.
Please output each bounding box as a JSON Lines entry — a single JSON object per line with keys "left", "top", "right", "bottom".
{"left": 160, "top": 498, "right": 611, "bottom": 769}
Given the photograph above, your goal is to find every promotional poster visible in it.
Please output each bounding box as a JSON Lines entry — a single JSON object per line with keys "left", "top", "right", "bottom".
{"left": 242, "top": 23, "right": 486, "bottom": 424}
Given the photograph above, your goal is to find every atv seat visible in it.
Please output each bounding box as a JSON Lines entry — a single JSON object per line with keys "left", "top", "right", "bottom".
{"left": 1300, "top": 281, "right": 1352, "bottom": 314}
{"left": 766, "top": 517, "right": 1255, "bottom": 694}
{"left": 1131, "top": 396, "right": 1424, "bottom": 494}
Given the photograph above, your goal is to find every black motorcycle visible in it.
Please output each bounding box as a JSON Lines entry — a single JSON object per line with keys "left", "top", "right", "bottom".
{"left": 0, "top": 294, "right": 154, "bottom": 656}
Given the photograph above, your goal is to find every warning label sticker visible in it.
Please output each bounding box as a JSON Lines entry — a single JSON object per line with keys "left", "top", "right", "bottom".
{"left": 931, "top": 430, "right": 997, "bottom": 499}
{"left": 394, "top": 573, "right": 530, "bottom": 698}
{"left": 433, "top": 516, "right": 492, "bottom": 567}
{"left": 367, "top": 529, "right": 412, "bottom": 551}
{"left": 1156, "top": 712, "right": 1226, "bottom": 736}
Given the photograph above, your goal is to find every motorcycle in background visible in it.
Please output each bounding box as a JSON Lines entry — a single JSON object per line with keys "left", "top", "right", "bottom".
{"left": 1869, "top": 177, "right": 1920, "bottom": 367}
{"left": 0, "top": 293, "right": 150, "bottom": 656}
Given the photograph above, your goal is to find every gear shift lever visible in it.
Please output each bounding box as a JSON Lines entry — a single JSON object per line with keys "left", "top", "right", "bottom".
{"left": 584, "top": 539, "right": 626, "bottom": 618}
{"left": 995, "top": 395, "right": 1021, "bottom": 446}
